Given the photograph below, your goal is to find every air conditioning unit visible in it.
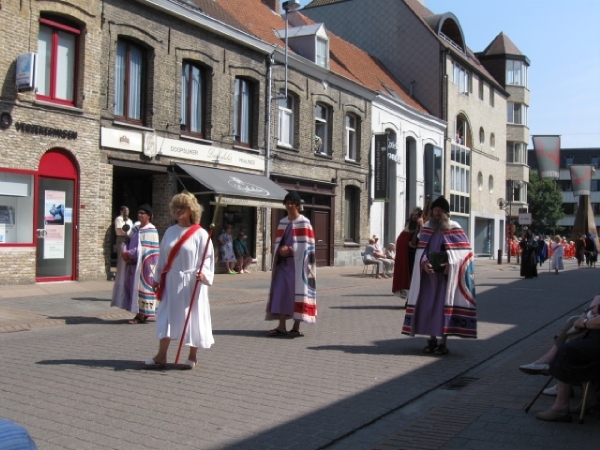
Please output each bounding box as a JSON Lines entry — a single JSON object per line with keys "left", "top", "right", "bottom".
{"left": 16, "top": 53, "right": 37, "bottom": 91}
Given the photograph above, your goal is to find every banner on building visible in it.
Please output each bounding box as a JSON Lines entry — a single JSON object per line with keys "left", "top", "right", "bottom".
{"left": 373, "top": 133, "right": 389, "bottom": 201}
{"left": 532, "top": 135, "right": 561, "bottom": 180}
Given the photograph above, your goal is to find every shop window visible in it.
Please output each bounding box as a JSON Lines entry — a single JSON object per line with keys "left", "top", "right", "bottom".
{"left": 180, "top": 61, "right": 207, "bottom": 137}
{"left": 114, "top": 39, "right": 147, "bottom": 124}
{"left": 345, "top": 113, "right": 359, "bottom": 161}
{"left": 315, "top": 103, "right": 330, "bottom": 155}
{"left": 37, "top": 17, "right": 81, "bottom": 106}
{"left": 233, "top": 78, "right": 254, "bottom": 146}
{"left": 0, "top": 172, "right": 34, "bottom": 244}
{"left": 278, "top": 92, "right": 295, "bottom": 147}
{"left": 344, "top": 186, "right": 358, "bottom": 242}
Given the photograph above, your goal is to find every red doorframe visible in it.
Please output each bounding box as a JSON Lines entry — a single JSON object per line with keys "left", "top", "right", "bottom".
{"left": 36, "top": 149, "right": 79, "bottom": 282}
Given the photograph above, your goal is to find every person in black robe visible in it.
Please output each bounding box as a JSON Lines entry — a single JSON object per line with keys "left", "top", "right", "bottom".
{"left": 519, "top": 229, "right": 538, "bottom": 279}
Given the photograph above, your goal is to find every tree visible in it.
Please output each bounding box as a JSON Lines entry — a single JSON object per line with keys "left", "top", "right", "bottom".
{"left": 526, "top": 170, "right": 564, "bottom": 235}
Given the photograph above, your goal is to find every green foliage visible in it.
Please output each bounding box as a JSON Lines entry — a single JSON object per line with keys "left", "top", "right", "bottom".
{"left": 526, "top": 170, "right": 564, "bottom": 235}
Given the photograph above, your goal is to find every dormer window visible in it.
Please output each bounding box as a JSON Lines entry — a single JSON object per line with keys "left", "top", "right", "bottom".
{"left": 275, "top": 23, "right": 329, "bottom": 69}
{"left": 452, "top": 61, "right": 470, "bottom": 95}
{"left": 316, "top": 38, "right": 328, "bottom": 68}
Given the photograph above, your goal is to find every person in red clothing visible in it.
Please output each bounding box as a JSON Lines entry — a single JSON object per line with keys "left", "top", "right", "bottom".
{"left": 392, "top": 207, "right": 423, "bottom": 299}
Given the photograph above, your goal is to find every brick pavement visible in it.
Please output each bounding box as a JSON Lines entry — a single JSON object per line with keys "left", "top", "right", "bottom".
{"left": 1, "top": 259, "right": 599, "bottom": 449}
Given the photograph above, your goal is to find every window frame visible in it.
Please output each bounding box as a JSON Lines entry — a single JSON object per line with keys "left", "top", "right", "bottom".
{"left": 506, "top": 59, "right": 528, "bottom": 87}
{"left": 344, "top": 185, "right": 358, "bottom": 242}
{"left": 507, "top": 102, "right": 527, "bottom": 125}
{"left": 37, "top": 17, "right": 81, "bottom": 107}
{"left": 345, "top": 113, "right": 358, "bottom": 161}
{"left": 316, "top": 38, "right": 328, "bottom": 68}
{"left": 180, "top": 61, "right": 207, "bottom": 138}
{"left": 507, "top": 142, "right": 527, "bottom": 164}
{"left": 452, "top": 61, "right": 471, "bottom": 95}
{"left": 233, "top": 77, "right": 254, "bottom": 147}
{"left": 114, "top": 39, "right": 147, "bottom": 125}
{"left": 277, "top": 92, "right": 294, "bottom": 148}
{"left": 314, "top": 102, "right": 330, "bottom": 155}
{"left": 0, "top": 169, "right": 36, "bottom": 246}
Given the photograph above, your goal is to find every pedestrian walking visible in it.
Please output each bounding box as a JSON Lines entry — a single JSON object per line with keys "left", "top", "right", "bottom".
{"left": 402, "top": 196, "right": 477, "bottom": 355}
{"left": 392, "top": 207, "right": 422, "bottom": 298}
{"left": 550, "top": 235, "right": 564, "bottom": 275}
{"left": 146, "top": 192, "right": 215, "bottom": 370}
{"left": 111, "top": 204, "right": 160, "bottom": 323}
{"left": 519, "top": 229, "right": 538, "bottom": 279}
{"left": 265, "top": 191, "right": 316, "bottom": 337}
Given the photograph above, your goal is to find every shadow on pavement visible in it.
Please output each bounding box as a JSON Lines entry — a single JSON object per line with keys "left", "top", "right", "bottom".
{"left": 70, "top": 296, "right": 111, "bottom": 302}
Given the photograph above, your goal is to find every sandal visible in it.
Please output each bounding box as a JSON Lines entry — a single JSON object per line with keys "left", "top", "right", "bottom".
{"left": 267, "top": 328, "right": 288, "bottom": 337}
{"left": 422, "top": 338, "right": 438, "bottom": 354}
{"left": 434, "top": 344, "right": 449, "bottom": 355}
{"left": 128, "top": 315, "right": 147, "bottom": 324}
{"left": 288, "top": 330, "right": 304, "bottom": 337}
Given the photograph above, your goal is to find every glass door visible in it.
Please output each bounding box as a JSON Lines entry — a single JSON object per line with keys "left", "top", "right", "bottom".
{"left": 36, "top": 177, "right": 75, "bottom": 280}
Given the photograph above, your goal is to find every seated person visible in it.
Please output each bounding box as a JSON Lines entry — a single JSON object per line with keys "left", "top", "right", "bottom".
{"left": 372, "top": 235, "right": 394, "bottom": 276}
{"left": 386, "top": 243, "right": 396, "bottom": 260}
{"left": 520, "top": 296, "right": 600, "bottom": 422}
{"left": 364, "top": 238, "right": 388, "bottom": 279}
{"left": 233, "top": 232, "right": 253, "bottom": 274}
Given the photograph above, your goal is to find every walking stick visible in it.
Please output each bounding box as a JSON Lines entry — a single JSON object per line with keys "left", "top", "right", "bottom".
{"left": 175, "top": 195, "right": 225, "bottom": 365}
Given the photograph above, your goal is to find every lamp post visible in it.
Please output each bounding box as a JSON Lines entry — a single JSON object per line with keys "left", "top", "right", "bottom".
{"left": 282, "top": 1, "right": 300, "bottom": 100}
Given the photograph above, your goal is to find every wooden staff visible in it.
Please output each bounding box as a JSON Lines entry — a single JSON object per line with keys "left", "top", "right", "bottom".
{"left": 175, "top": 195, "right": 225, "bottom": 365}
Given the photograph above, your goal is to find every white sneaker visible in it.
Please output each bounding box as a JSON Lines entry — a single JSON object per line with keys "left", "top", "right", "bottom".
{"left": 542, "top": 384, "right": 558, "bottom": 396}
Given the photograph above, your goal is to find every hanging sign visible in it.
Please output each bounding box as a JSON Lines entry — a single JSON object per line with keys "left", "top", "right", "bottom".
{"left": 373, "top": 133, "right": 389, "bottom": 201}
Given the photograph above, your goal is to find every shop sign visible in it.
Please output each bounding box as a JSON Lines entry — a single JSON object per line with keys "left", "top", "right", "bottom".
{"left": 15, "top": 122, "right": 77, "bottom": 140}
{"left": 373, "top": 133, "right": 388, "bottom": 201}
{"left": 156, "top": 137, "right": 265, "bottom": 171}
{"left": 101, "top": 127, "right": 142, "bottom": 152}
{"left": 216, "top": 195, "right": 286, "bottom": 210}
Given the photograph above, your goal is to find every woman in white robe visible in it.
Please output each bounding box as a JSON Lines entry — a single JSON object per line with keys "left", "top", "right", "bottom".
{"left": 145, "top": 192, "right": 214, "bottom": 370}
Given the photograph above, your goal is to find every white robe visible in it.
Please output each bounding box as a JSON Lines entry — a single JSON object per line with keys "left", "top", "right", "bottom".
{"left": 154, "top": 225, "right": 215, "bottom": 349}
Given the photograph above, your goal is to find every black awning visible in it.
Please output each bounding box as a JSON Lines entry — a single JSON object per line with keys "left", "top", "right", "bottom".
{"left": 176, "top": 163, "right": 288, "bottom": 209}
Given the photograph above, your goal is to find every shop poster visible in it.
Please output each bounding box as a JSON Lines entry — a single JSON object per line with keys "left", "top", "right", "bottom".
{"left": 44, "top": 190, "right": 65, "bottom": 259}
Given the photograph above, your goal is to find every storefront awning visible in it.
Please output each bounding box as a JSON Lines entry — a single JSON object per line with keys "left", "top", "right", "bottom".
{"left": 176, "top": 163, "right": 288, "bottom": 209}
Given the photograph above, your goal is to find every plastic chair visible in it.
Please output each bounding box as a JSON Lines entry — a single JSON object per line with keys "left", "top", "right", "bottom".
{"left": 361, "top": 252, "right": 377, "bottom": 277}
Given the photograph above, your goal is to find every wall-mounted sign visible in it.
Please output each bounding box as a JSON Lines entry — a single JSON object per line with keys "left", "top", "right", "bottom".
{"left": 518, "top": 213, "right": 532, "bottom": 225}
{"left": 16, "top": 53, "right": 37, "bottom": 91}
{"left": 156, "top": 137, "right": 265, "bottom": 171}
{"left": 373, "top": 133, "right": 389, "bottom": 201}
{"left": 101, "top": 127, "right": 143, "bottom": 152}
{"left": 14, "top": 122, "right": 77, "bottom": 140}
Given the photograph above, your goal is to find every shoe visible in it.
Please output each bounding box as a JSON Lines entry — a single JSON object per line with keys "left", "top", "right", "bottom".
{"left": 423, "top": 338, "right": 438, "bottom": 354}
{"left": 434, "top": 344, "right": 449, "bottom": 355}
{"left": 267, "top": 328, "right": 288, "bottom": 337}
{"left": 536, "top": 408, "right": 572, "bottom": 422}
{"left": 179, "top": 360, "right": 197, "bottom": 370}
{"left": 542, "top": 384, "right": 558, "bottom": 396}
{"left": 244, "top": 269, "right": 251, "bottom": 273}
{"left": 288, "top": 330, "right": 304, "bottom": 338}
{"left": 570, "top": 395, "right": 597, "bottom": 414}
{"left": 229, "top": 270, "right": 237, "bottom": 275}
{"left": 141, "top": 358, "right": 166, "bottom": 369}
{"left": 519, "top": 363, "right": 550, "bottom": 375}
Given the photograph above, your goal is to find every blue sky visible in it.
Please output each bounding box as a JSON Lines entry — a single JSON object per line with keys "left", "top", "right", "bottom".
{"left": 299, "top": 0, "right": 600, "bottom": 149}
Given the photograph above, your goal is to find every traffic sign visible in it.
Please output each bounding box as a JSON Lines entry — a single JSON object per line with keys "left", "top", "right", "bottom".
{"left": 518, "top": 213, "right": 532, "bottom": 225}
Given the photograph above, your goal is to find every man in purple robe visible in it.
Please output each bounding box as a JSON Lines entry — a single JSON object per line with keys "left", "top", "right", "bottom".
{"left": 402, "top": 196, "right": 477, "bottom": 355}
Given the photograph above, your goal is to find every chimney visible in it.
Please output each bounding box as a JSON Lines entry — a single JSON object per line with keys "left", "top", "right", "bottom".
{"left": 263, "top": 0, "right": 281, "bottom": 14}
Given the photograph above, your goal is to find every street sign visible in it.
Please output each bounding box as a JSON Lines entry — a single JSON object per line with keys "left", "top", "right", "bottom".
{"left": 518, "top": 213, "right": 532, "bottom": 225}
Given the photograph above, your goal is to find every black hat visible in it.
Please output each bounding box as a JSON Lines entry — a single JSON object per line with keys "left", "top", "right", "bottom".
{"left": 138, "top": 204, "right": 153, "bottom": 216}
{"left": 283, "top": 190, "right": 302, "bottom": 205}
{"left": 431, "top": 196, "right": 450, "bottom": 213}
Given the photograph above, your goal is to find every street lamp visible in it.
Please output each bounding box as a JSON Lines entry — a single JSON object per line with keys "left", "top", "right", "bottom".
{"left": 498, "top": 179, "right": 523, "bottom": 263}
{"left": 282, "top": 0, "right": 300, "bottom": 100}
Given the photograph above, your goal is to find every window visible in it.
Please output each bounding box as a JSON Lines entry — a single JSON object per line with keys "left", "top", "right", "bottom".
{"left": 0, "top": 172, "right": 34, "bottom": 244}
{"left": 565, "top": 157, "right": 574, "bottom": 167}
{"left": 450, "top": 142, "right": 470, "bottom": 215}
{"left": 479, "top": 127, "right": 485, "bottom": 144}
{"left": 562, "top": 203, "right": 576, "bottom": 215}
{"left": 507, "top": 142, "right": 527, "bottom": 164}
{"left": 507, "top": 102, "right": 527, "bottom": 125}
{"left": 233, "top": 78, "right": 253, "bottom": 145}
{"left": 345, "top": 114, "right": 358, "bottom": 161}
{"left": 316, "top": 38, "right": 328, "bottom": 68}
{"left": 478, "top": 78, "right": 484, "bottom": 100}
{"left": 591, "top": 156, "right": 599, "bottom": 167}
{"left": 344, "top": 186, "right": 358, "bottom": 242}
{"left": 488, "top": 175, "right": 494, "bottom": 193}
{"left": 314, "top": 103, "right": 330, "bottom": 154}
{"left": 115, "top": 40, "right": 146, "bottom": 123}
{"left": 37, "top": 17, "right": 80, "bottom": 106}
{"left": 593, "top": 180, "right": 600, "bottom": 191}
{"left": 180, "top": 61, "right": 206, "bottom": 136}
{"left": 452, "top": 62, "right": 470, "bottom": 94}
{"left": 477, "top": 172, "right": 483, "bottom": 190}
{"left": 278, "top": 93, "right": 294, "bottom": 147}
{"left": 506, "top": 60, "right": 527, "bottom": 87}
{"left": 490, "top": 133, "right": 496, "bottom": 150}
{"left": 489, "top": 86, "right": 495, "bottom": 107}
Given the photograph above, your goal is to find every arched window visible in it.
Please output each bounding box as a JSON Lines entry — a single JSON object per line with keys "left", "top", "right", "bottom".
{"left": 233, "top": 77, "right": 254, "bottom": 146}
{"left": 115, "top": 39, "right": 147, "bottom": 124}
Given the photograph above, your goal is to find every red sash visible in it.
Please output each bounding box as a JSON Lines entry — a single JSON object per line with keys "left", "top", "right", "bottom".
{"left": 156, "top": 224, "right": 201, "bottom": 301}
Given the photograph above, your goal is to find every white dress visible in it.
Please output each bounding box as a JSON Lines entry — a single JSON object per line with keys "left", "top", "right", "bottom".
{"left": 154, "top": 225, "right": 215, "bottom": 349}
{"left": 551, "top": 243, "right": 564, "bottom": 270}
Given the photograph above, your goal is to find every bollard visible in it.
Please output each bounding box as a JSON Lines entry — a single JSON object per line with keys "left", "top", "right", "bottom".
{"left": 497, "top": 249, "right": 502, "bottom": 264}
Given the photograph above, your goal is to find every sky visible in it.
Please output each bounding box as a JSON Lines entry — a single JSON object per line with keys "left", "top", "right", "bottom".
{"left": 299, "top": 0, "right": 600, "bottom": 149}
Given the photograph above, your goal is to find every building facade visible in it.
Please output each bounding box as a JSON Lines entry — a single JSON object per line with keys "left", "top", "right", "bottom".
{"left": 303, "top": 0, "right": 514, "bottom": 257}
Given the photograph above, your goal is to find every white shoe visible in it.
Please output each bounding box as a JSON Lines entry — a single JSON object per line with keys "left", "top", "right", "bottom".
{"left": 519, "top": 362, "right": 550, "bottom": 375}
{"left": 542, "top": 384, "right": 558, "bottom": 396}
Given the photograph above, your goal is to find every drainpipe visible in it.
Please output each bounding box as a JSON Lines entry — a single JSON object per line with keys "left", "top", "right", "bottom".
{"left": 262, "top": 53, "right": 275, "bottom": 272}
